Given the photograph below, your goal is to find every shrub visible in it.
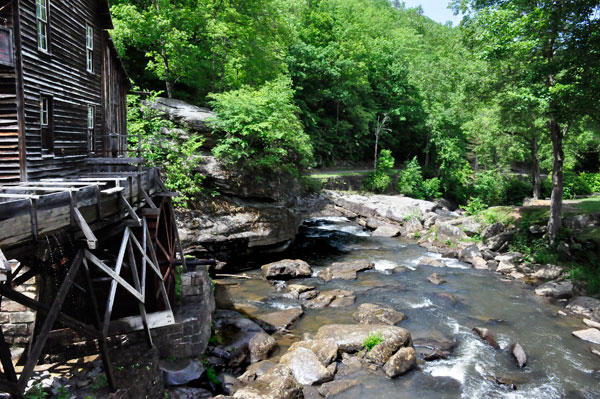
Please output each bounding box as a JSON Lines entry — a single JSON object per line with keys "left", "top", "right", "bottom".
{"left": 422, "top": 177, "right": 442, "bottom": 199}
{"left": 208, "top": 76, "right": 313, "bottom": 177}
{"left": 128, "top": 91, "right": 205, "bottom": 207}
{"left": 464, "top": 196, "right": 488, "bottom": 216}
{"left": 397, "top": 157, "right": 425, "bottom": 198}
{"left": 363, "top": 333, "right": 384, "bottom": 351}
{"left": 364, "top": 149, "right": 395, "bottom": 193}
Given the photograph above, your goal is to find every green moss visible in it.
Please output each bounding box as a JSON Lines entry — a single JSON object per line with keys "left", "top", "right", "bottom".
{"left": 363, "top": 333, "right": 384, "bottom": 351}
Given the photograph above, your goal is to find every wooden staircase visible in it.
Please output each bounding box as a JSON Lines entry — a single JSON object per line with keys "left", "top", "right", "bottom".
{"left": 0, "top": 65, "right": 19, "bottom": 182}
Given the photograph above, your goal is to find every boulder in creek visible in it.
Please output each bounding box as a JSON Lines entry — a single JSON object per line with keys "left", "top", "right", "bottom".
{"left": 352, "top": 303, "right": 406, "bottom": 325}
{"left": 412, "top": 331, "right": 456, "bottom": 361}
{"left": 366, "top": 333, "right": 409, "bottom": 366}
{"left": 566, "top": 296, "right": 600, "bottom": 321}
{"left": 427, "top": 272, "right": 447, "bottom": 285}
{"left": 534, "top": 281, "right": 573, "bottom": 299}
{"left": 286, "top": 339, "right": 339, "bottom": 366}
{"left": 159, "top": 359, "right": 205, "bottom": 386}
{"left": 436, "top": 222, "right": 469, "bottom": 242}
{"left": 255, "top": 308, "right": 304, "bottom": 332}
{"left": 317, "top": 379, "right": 360, "bottom": 398}
{"left": 511, "top": 343, "right": 527, "bottom": 368}
{"left": 261, "top": 259, "right": 312, "bottom": 280}
{"left": 442, "top": 249, "right": 458, "bottom": 259}
{"left": 480, "top": 222, "right": 506, "bottom": 240}
{"left": 459, "top": 244, "right": 482, "bottom": 264}
{"left": 280, "top": 347, "right": 333, "bottom": 386}
{"left": 472, "top": 257, "right": 489, "bottom": 270}
{"left": 287, "top": 284, "right": 317, "bottom": 300}
{"left": 461, "top": 217, "right": 482, "bottom": 237}
{"left": 303, "top": 289, "right": 356, "bottom": 309}
{"left": 418, "top": 257, "right": 447, "bottom": 268}
{"left": 496, "top": 261, "right": 516, "bottom": 274}
{"left": 372, "top": 224, "right": 401, "bottom": 237}
{"left": 238, "top": 360, "right": 277, "bottom": 383}
{"left": 402, "top": 218, "right": 423, "bottom": 235}
{"left": 572, "top": 328, "right": 600, "bottom": 345}
{"left": 383, "top": 347, "right": 417, "bottom": 378}
{"left": 233, "top": 364, "right": 303, "bottom": 399}
{"left": 583, "top": 318, "right": 600, "bottom": 329}
{"left": 248, "top": 331, "right": 277, "bottom": 363}
{"left": 315, "top": 324, "right": 412, "bottom": 353}
{"left": 533, "top": 265, "right": 563, "bottom": 280}
{"left": 317, "top": 260, "right": 375, "bottom": 281}
{"left": 472, "top": 327, "right": 501, "bottom": 349}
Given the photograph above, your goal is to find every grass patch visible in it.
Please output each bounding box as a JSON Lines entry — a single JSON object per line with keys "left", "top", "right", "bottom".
{"left": 478, "top": 206, "right": 516, "bottom": 226}
{"left": 363, "top": 333, "right": 384, "bottom": 351}
{"left": 567, "top": 197, "right": 600, "bottom": 215}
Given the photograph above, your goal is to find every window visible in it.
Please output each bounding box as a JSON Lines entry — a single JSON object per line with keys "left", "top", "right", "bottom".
{"left": 36, "top": 0, "right": 48, "bottom": 51}
{"left": 40, "top": 96, "right": 53, "bottom": 153}
{"left": 87, "top": 105, "right": 95, "bottom": 152}
{"left": 86, "top": 24, "right": 93, "bottom": 72}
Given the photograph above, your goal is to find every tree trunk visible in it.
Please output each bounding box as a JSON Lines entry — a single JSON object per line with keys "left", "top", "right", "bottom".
{"left": 531, "top": 136, "right": 541, "bottom": 199}
{"left": 152, "top": 0, "right": 173, "bottom": 98}
{"left": 548, "top": 117, "right": 566, "bottom": 243}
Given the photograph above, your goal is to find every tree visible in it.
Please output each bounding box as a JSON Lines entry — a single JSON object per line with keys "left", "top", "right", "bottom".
{"left": 455, "top": 0, "right": 600, "bottom": 242}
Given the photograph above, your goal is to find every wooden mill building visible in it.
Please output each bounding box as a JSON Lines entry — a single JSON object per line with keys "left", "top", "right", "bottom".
{"left": 0, "top": 1, "right": 189, "bottom": 397}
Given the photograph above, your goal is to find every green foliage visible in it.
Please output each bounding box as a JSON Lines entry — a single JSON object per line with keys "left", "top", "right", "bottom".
{"left": 92, "top": 374, "right": 109, "bottom": 390}
{"left": 56, "top": 387, "right": 71, "bottom": 399}
{"left": 25, "top": 384, "right": 47, "bottom": 399}
{"left": 363, "top": 333, "right": 384, "bottom": 351}
{"left": 175, "top": 265, "right": 183, "bottom": 302}
{"left": 208, "top": 77, "right": 313, "bottom": 177}
{"left": 396, "top": 157, "right": 441, "bottom": 200}
{"left": 364, "top": 149, "right": 395, "bottom": 193}
{"left": 464, "top": 197, "right": 487, "bottom": 216}
{"left": 202, "top": 361, "right": 222, "bottom": 386}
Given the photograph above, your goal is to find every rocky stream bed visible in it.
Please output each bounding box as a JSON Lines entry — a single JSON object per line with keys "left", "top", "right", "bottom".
{"left": 201, "top": 192, "right": 600, "bottom": 399}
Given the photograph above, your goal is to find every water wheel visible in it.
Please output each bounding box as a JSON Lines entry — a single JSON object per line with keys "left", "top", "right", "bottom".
{"left": 144, "top": 196, "right": 180, "bottom": 306}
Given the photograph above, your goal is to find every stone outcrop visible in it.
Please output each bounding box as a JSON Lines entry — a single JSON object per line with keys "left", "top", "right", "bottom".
{"left": 280, "top": 347, "right": 333, "bottom": 385}
{"left": 317, "top": 261, "right": 374, "bottom": 281}
{"left": 352, "top": 303, "right": 406, "bottom": 325}
{"left": 382, "top": 347, "right": 417, "bottom": 378}
{"left": 534, "top": 281, "right": 573, "bottom": 298}
{"left": 233, "top": 364, "right": 303, "bottom": 399}
{"left": 314, "top": 324, "right": 412, "bottom": 353}
{"left": 261, "top": 260, "right": 312, "bottom": 280}
{"left": 303, "top": 289, "right": 356, "bottom": 309}
{"left": 566, "top": 296, "right": 600, "bottom": 321}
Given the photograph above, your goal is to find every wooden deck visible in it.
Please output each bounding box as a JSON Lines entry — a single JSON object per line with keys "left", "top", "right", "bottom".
{"left": 0, "top": 168, "right": 160, "bottom": 255}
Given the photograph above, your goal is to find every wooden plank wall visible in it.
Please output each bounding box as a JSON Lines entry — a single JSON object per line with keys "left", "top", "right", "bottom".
{"left": 18, "top": 0, "right": 129, "bottom": 180}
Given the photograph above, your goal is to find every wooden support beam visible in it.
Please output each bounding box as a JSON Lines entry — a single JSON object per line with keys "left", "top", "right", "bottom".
{"left": 118, "top": 192, "right": 141, "bottom": 226}
{"left": 84, "top": 250, "right": 143, "bottom": 303}
{"left": 29, "top": 198, "right": 38, "bottom": 240}
{"left": 0, "top": 327, "right": 18, "bottom": 385}
{"left": 101, "top": 228, "right": 129, "bottom": 337}
{"left": 141, "top": 188, "right": 157, "bottom": 209}
{"left": 143, "top": 222, "right": 172, "bottom": 312}
{"left": 17, "top": 250, "right": 84, "bottom": 393}
{"left": 0, "top": 249, "right": 10, "bottom": 282}
{"left": 127, "top": 241, "right": 152, "bottom": 347}
{"left": 73, "top": 207, "right": 98, "bottom": 249}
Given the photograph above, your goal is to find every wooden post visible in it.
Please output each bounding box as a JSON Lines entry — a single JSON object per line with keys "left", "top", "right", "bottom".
{"left": 126, "top": 240, "right": 153, "bottom": 347}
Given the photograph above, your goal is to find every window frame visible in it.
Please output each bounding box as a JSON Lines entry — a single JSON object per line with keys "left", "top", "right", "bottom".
{"left": 40, "top": 95, "right": 54, "bottom": 154}
{"left": 85, "top": 23, "right": 93, "bottom": 73}
{"left": 36, "top": 0, "right": 49, "bottom": 52}
{"left": 87, "top": 105, "right": 95, "bottom": 153}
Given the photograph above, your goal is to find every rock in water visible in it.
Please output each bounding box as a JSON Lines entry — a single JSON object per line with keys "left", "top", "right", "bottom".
{"left": 315, "top": 324, "right": 412, "bottom": 353}
{"left": 511, "top": 343, "right": 527, "bottom": 368}
{"left": 318, "top": 380, "right": 360, "bottom": 397}
{"left": 427, "top": 273, "right": 447, "bottom": 285}
{"left": 566, "top": 296, "right": 600, "bottom": 320}
{"left": 533, "top": 265, "right": 563, "bottom": 280}
{"left": 383, "top": 347, "right": 417, "bottom": 378}
{"left": 233, "top": 364, "right": 303, "bottom": 399}
{"left": 280, "top": 347, "right": 333, "bottom": 386}
{"left": 160, "top": 359, "right": 205, "bottom": 386}
{"left": 372, "top": 224, "right": 401, "bottom": 237}
{"left": 352, "top": 303, "right": 406, "bottom": 325}
{"left": 534, "top": 281, "right": 573, "bottom": 298}
{"left": 303, "top": 289, "right": 356, "bottom": 309}
{"left": 317, "top": 261, "right": 374, "bottom": 281}
{"left": 248, "top": 331, "right": 277, "bottom": 363}
{"left": 472, "top": 327, "right": 501, "bottom": 349}
{"left": 286, "top": 339, "right": 339, "bottom": 366}
{"left": 261, "top": 259, "right": 312, "bottom": 280}
{"left": 256, "top": 308, "right": 304, "bottom": 331}
{"left": 366, "top": 334, "right": 408, "bottom": 366}
{"left": 418, "top": 257, "right": 447, "bottom": 268}
{"left": 572, "top": 328, "right": 600, "bottom": 345}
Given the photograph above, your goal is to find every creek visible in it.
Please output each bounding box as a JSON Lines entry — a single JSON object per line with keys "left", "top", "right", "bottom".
{"left": 220, "top": 216, "right": 600, "bottom": 399}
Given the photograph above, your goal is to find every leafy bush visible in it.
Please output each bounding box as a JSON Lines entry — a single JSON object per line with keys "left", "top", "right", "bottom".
{"left": 363, "top": 333, "right": 384, "bottom": 351}
{"left": 396, "top": 157, "right": 442, "bottom": 200}
{"left": 580, "top": 173, "right": 600, "bottom": 193}
{"left": 464, "top": 197, "right": 488, "bottom": 216}
{"left": 364, "top": 149, "right": 395, "bottom": 193}
{"left": 208, "top": 76, "right": 313, "bottom": 177}
{"left": 422, "top": 177, "right": 442, "bottom": 199}
{"left": 128, "top": 91, "right": 205, "bottom": 207}
{"left": 503, "top": 176, "right": 532, "bottom": 205}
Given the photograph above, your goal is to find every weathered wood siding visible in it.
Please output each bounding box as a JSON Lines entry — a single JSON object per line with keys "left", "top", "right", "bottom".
{"left": 16, "top": 0, "right": 129, "bottom": 180}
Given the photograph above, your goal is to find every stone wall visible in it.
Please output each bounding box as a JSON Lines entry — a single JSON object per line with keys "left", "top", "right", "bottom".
{"left": 0, "top": 266, "right": 37, "bottom": 355}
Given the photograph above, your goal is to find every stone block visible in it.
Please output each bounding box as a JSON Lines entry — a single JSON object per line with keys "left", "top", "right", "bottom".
{"left": 3, "top": 323, "right": 29, "bottom": 336}
{"left": 1, "top": 301, "right": 27, "bottom": 312}
{"left": 10, "top": 312, "right": 36, "bottom": 323}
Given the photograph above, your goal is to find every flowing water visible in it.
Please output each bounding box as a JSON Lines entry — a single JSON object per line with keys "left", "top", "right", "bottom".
{"left": 221, "top": 217, "right": 600, "bottom": 399}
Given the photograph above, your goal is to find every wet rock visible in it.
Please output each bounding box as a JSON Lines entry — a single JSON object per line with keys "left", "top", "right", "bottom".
{"left": 280, "top": 347, "right": 333, "bottom": 385}
{"left": 287, "top": 284, "right": 316, "bottom": 300}
{"left": 509, "top": 271, "right": 526, "bottom": 280}
{"left": 418, "top": 257, "right": 447, "bottom": 268}
{"left": 318, "top": 379, "right": 360, "bottom": 397}
{"left": 481, "top": 249, "right": 496, "bottom": 261}
{"left": 220, "top": 373, "right": 242, "bottom": 396}
{"left": 286, "top": 339, "right": 339, "bottom": 366}
{"left": 481, "top": 231, "right": 515, "bottom": 252}
{"left": 436, "top": 293, "right": 458, "bottom": 305}
{"left": 315, "top": 324, "right": 412, "bottom": 353}
{"left": 317, "top": 260, "right": 374, "bottom": 281}
{"left": 592, "top": 348, "right": 600, "bottom": 358}
{"left": 160, "top": 359, "right": 205, "bottom": 386}
{"left": 383, "top": 347, "right": 417, "bottom": 378}
{"left": 233, "top": 364, "right": 303, "bottom": 399}
{"left": 481, "top": 222, "right": 506, "bottom": 240}
{"left": 486, "top": 375, "right": 517, "bottom": 390}
{"left": 533, "top": 265, "right": 563, "bottom": 280}
{"left": 459, "top": 244, "right": 482, "bottom": 264}
{"left": 166, "top": 387, "right": 213, "bottom": 399}
{"left": 402, "top": 218, "right": 423, "bottom": 235}
{"left": 261, "top": 259, "right": 312, "bottom": 280}
{"left": 496, "top": 261, "right": 516, "bottom": 274}
{"left": 427, "top": 273, "right": 446, "bottom": 285}
{"left": 511, "top": 343, "right": 527, "bottom": 368}
{"left": 423, "top": 213, "right": 438, "bottom": 229}
{"left": 213, "top": 310, "right": 271, "bottom": 367}
{"left": 583, "top": 318, "right": 600, "bottom": 329}
{"left": 412, "top": 331, "right": 456, "bottom": 361}
{"left": 248, "top": 331, "right": 277, "bottom": 363}
{"left": 472, "top": 327, "right": 501, "bottom": 349}
{"left": 304, "top": 289, "right": 356, "bottom": 309}
{"left": 442, "top": 249, "right": 458, "bottom": 258}
{"left": 487, "top": 260, "right": 499, "bottom": 271}
{"left": 366, "top": 334, "right": 408, "bottom": 366}
{"left": 372, "top": 224, "right": 401, "bottom": 237}
{"left": 352, "top": 303, "right": 406, "bottom": 325}
{"left": 238, "top": 361, "right": 277, "bottom": 383}
{"left": 472, "top": 257, "right": 489, "bottom": 270}
{"left": 535, "top": 281, "right": 573, "bottom": 298}
{"left": 256, "top": 308, "right": 303, "bottom": 331}
{"left": 572, "top": 328, "right": 600, "bottom": 345}
{"left": 566, "top": 296, "right": 600, "bottom": 320}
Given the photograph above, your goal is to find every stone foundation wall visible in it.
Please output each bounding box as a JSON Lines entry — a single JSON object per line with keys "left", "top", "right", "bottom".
{"left": 0, "top": 268, "right": 37, "bottom": 351}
